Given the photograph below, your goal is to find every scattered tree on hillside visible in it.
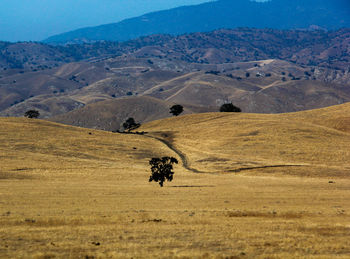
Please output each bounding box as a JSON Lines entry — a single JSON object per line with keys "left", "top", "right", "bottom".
{"left": 149, "top": 157, "right": 178, "bottom": 187}
{"left": 169, "top": 104, "right": 184, "bottom": 116}
{"left": 24, "top": 110, "right": 40, "bottom": 118}
{"left": 220, "top": 103, "right": 241, "bottom": 112}
{"left": 122, "top": 117, "right": 140, "bottom": 132}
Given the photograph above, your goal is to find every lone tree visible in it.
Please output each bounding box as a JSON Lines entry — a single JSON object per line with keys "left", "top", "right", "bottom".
{"left": 149, "top": 157, "right": 178, "bottom": 187}
{"left": 122, "top": 117, "right": 140, "bottom": 132}
{"left": 24, "top": 110, "right": 40, "bottom": 118}
{"left": 220, "top": 103, "right": 241, "bottom": 113}
{"left": 169, "top": 104, "right": 183, "bottom": 116}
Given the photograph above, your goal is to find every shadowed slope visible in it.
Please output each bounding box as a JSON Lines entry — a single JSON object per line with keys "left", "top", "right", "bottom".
{"left": 143, "top": 68, "right": 350, "bottom": 114}
{"left": 49, "top": 96, "right": 190, "bottom": 131}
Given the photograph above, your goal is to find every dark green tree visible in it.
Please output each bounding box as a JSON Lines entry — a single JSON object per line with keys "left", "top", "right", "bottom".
{"left": 24, "top": 110, "right": 40, "bottom": 118}
{"left": 122, "top": 117, "right": 140, "bottom": 132}
{"left": 170, "top": 104, "right": 184, "bottom": 116}
{"left": 149, "top": 157, "right": 178, "bottom": 187}
{"left": 220, "top": 103, "right": 241, "bottom": 112}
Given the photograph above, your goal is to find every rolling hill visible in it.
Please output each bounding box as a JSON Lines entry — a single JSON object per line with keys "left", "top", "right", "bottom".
{"left": 2, "top": 57, "right": 350, "bottom": 125}
{"left": 3, "top": 102, "right": 349, "bottom": 179}
{"left": 41, "top": 59, "right": 350, "bottom": 130}
{"left": 1, "top": 28, "right": 349, "bottom": 121}
{"left": 3, "top": 28, "right": 349, "bottom": 72}
{"left": 1, "top": 103, "right": 350, "bottom": 258}
{"left": 140, "top": 102, "right": 350, "bottom": 176}
{"left": 44, "top": 0, "right": 350, "bottom": 44}
{"left": 49, "top": 96, "right": 195, "bottom": 131}
{"left": 142, "top": 61, "right": 350, "bottom": 113}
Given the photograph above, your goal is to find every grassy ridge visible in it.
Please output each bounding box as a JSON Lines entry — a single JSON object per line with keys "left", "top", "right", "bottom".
{"left": 141, "top": 103, "right": 350, "bottom": 177}
{"left": 0, "top": 104, "right": 350, "bottom": 258}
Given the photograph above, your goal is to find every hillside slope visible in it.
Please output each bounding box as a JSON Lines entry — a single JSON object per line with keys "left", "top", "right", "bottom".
{"left": 44, "top": 0, "right": 350, "bottom": 44}
{"left": 3, "top": 102, "right": 349, "bottom": 178}
{"left": 3, "top": 57, "right": 349, "bottom": 121}
{"left": 49, "top": 96, "right": 193, "bottom": 131}
{"left": 1, "top": 104, "right": 350, "bottom": 258}
{"left": 140, "top": 102, "right": 350, "bottom": 176}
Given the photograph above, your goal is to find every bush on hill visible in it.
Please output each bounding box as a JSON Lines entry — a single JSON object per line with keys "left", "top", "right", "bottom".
{"left": 170, "top": 104, "right": 184, "bottom": 116}
{"left": 220, "top": 103, "right": 241, "bottom": 113}
{"left": 122, "top": 117, "right": 140, "bottom": 132}
{"left": 24, "top": 110, "right": 40, "bottom": 118}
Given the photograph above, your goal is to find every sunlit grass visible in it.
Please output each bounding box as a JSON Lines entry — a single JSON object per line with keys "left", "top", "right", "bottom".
{"left": 1, "top": 103, "right": 350, "bottom": 258}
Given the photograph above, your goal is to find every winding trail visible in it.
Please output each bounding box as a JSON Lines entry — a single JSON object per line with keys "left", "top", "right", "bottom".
{"left": 143, "top": 134, "right": 203, "bottom": 174}
{"left": 142, "top": 133, "right": 306, "bottom": 174}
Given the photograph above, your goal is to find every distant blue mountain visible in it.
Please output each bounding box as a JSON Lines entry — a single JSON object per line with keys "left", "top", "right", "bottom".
{"left": 44, "top": 0, "right": 350, "bottom": 44}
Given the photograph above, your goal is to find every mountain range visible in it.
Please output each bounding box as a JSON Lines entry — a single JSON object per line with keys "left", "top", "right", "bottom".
{"left": 44, "top": 0, "right": 350, "bottom": 44}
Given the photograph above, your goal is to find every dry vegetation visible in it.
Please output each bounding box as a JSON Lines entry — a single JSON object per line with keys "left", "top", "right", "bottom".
{"left": 1, "top": 103, "right": 350, "bottom": 258}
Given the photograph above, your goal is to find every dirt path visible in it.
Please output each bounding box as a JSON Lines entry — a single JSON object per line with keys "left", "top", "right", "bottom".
{"left": 143, "top": 134, "right": 204, "bottom": 174}
{"left": 142, "top": 133, "right": 306, "bottom": 174}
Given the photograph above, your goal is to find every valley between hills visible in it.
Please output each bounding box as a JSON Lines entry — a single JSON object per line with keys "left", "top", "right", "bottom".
{"left": 0, "top": 103, "right": 350, "bottom": 258}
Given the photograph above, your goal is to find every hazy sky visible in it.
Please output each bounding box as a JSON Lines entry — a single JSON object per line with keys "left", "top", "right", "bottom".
{"left": 0, "top": 0, "right": 215, "bottom": 42}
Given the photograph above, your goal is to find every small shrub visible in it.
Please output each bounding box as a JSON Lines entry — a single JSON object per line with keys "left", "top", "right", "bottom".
{"left": 122, "top": 117, "right": 140, "bottom": 132}
{"left": 220, "top": 103, "right": 241, "bottom": 112}
{"left": 24, "top": 110, "right": 40, "bottom": 118}
{"left": 149, "top": 157, "right": 178, "bottom": 187}
{"left": 169, "top": 104, "right": 183, "bottom": 116}
{"left": 205, "top": 70, "right": 220, "bottom": 75}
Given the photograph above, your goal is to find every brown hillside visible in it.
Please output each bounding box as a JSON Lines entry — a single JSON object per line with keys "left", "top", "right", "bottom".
{"left": 140, "top": 102, "right": 350, "bottom": 176}
{"left": 0, "top": 70, "right": 82, "bottom": 111}
{"left": 2, "top": 58, "right": 349, "bottom": 120}
{"left": 1, "top": 28, "right": 350, "bottom": 119}
{"left": 285, "top": 102, "right": 350, "bottom": 133}
{"left": 49, "top": 96, "right": 189, "bottom": 131}
{"left": 1, "top": 104, "right": 350, "bottom": 258}
{"left": 0, "top": 59, "right": 181, "bottom": 117}
{"left": 143, "top": 64, "right": 350, "bottom": 113}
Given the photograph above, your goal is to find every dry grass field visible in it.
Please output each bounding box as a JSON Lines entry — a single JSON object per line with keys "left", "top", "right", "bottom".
{"left": 1, "top": 103, "right": 350, "bottom": 258}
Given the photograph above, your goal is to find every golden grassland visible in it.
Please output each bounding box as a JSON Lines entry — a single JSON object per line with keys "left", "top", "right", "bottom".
{"left": 1, "top": 103, "right": 350, "bottom": 258}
